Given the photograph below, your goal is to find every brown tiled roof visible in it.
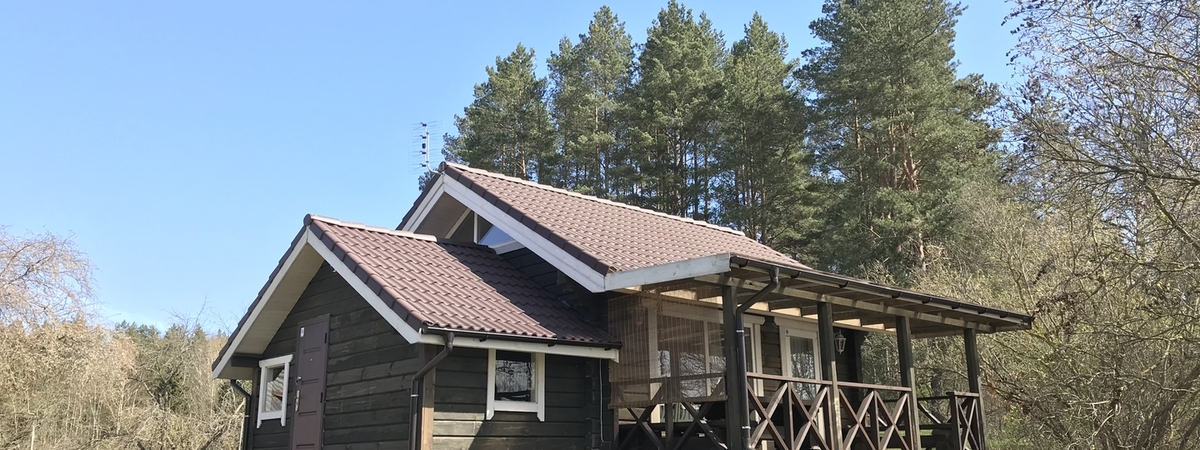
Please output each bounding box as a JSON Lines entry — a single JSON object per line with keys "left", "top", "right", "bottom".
{"left": 442, "top": 163, "right": 808, "bottom": 274}
{"left": 307, "top": 215, "right": 617, "bottom": 346}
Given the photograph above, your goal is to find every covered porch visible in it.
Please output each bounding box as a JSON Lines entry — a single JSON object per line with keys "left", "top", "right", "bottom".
{"left": 607, "top": 257, "right": 1033, "bottom": 450}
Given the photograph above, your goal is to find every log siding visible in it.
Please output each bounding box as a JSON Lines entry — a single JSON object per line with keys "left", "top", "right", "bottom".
{"left": 432, "top": 347, "right": 592, "bottom": 450}
{"left": 251, "top": 263, "right": 421, "bottom": 450}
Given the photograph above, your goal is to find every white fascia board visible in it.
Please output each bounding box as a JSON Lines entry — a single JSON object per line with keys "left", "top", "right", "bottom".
{"left": 604, "top": 253, "right": 731, "bottom": 291}
{"left": 400, "top": 175, "right": 448, "bottom": 232}
{"left": 440, "top": 178, "right": 607, "bottom": 292}
{"left": 213, "top": 232, "right": 316, "bottom": 380}
{"left": 424, "top": 333, "right": 619, "bottom": 361}
{"left": 304, "top": 229, "right": 439, "bottom": 346}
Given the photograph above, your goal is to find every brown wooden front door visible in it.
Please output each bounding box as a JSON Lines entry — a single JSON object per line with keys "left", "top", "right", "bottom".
{"left": 292, "top": 314, "right": 329, "bottom": 450}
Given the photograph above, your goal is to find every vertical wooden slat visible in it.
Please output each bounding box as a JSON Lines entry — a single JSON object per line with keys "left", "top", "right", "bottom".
{"left": 896, "top": 317, "right": 921, "bottom": 450}
{"left": 722, "top": 285, "right": 748, "bottom": 450}
{"left": 964, "top": 329, "right": 987, "bottom": 450}
{"left": 816, "top": 302, "right": 842, "bottom": 450}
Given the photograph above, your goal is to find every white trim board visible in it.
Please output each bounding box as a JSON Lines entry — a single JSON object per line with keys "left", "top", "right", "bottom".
{"left": 433, "top": 335, "right": 619, "bottom": 362}
{"left": 400, "top": 175, "right": 449, "bottom": 232}
{"left": 438, "top": 177, "right": 734, "bottom": 293}
{"left": 604, "top": 254, "right": 730, "bottom": 291}
{"left": 214, "top": 225, "right": 621, "bottom": 380}
{"left": 212, "top": 230, "right": 322, "bottom": 380}
{"left": 440, "top": 178, "right": 608, "bottom": 292}
{"left": 257, "top": 354, "right": 293, "bottom": 427}
{"left": 304, "top": 229, "right": 433, "bottom": 345}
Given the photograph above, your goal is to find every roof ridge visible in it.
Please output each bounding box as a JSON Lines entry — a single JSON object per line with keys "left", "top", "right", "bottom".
{"left": 444, "top": 162, "right": 747, "bottom": 236}
{"left": 305, "top": 214, "right": 491, "bottom": 249}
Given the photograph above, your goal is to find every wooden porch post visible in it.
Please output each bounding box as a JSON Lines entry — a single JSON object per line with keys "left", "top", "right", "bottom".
{"left": 896, "top": 317, "right": 922, "bottom": 450}
{"left": 817, "top": 302, "right": 843, "bottom": 450}
{"left": 722, "top": 285, "right": 749, "bottom": 450}
{"left": 964, "top": 329, "right": 988, "bottom": 450}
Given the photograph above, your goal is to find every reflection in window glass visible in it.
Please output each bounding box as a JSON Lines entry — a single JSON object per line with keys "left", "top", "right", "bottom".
{"left": 789, "top": 335, "right": 819, "bottom": 399}
{"left": 263, "top": 366, "right": 286, "bottom": 412}
{"left": 479, "top": 226, "right": 512, "bottom": 246}
{"left": 494, "top": 351, "right": 534, "bottom": 402}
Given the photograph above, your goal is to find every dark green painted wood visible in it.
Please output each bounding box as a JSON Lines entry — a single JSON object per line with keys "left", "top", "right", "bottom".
{"left": 431, "top": 348, "right": 592, "bottom": 449}
{"left": 250, "top": 263, "right": 421, "bottom": 450}
{"left": 250, "top": 252, "right": 610, "bottom": 450}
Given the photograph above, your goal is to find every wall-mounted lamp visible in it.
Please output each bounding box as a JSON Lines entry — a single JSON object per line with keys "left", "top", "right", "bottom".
{"left": 834, "top": 330, "right": 847, "bottom": 354}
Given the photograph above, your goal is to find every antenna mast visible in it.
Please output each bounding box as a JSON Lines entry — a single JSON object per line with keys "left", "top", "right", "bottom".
{"left": 419, "top": 122, "right": 433, "bottom": 173}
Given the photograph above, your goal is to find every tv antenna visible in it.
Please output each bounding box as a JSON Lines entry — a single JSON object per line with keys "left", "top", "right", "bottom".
{"left": 419, "top": 122, "right": 434, "bottom": 173}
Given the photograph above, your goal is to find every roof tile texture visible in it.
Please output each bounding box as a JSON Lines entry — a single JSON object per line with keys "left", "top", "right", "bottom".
{"left": 308, "top": 216, "right": 616, "bottom": 345}
{"left": 443, "top": 163, "right": 807, "bottom": 274}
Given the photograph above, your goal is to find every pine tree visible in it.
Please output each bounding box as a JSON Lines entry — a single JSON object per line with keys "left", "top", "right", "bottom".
{"left": 803, "top": 0, "right": 1001, "bottom": 283}
{"left": 715, "top": 13, "right": 817, "bottom": 257}
{"left": 547, "top": 7, "right": 635, "bottom": 198}
{"left": 626, "top": 0, "right": 726, "bottom": 219}
{"left": 444, "top": 44, "right": 557, "bottom": 183}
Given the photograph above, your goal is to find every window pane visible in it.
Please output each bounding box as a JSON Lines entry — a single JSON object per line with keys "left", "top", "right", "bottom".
{"left": 788, "top": 336, "right": 818, "bottom": 399}
{"left": 494, "top": 351, "right": 533, "bottom": 402}
{"left": 479, "top": 225, "right": 511, "bottom": 246}
{"left": 263, "top": 366, "right": 285, "bottom": 412}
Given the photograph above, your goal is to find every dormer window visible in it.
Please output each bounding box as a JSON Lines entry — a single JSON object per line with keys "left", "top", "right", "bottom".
{"left": 446, "top": 211, "right": 522, "bottom": 252}
{"left": 479, "top": 226, "right": 514, "bottom": 247}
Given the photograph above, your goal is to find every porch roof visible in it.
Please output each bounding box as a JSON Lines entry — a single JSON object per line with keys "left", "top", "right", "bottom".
{"left": 689, "top": 256, "right": 1034, "bottom": 338}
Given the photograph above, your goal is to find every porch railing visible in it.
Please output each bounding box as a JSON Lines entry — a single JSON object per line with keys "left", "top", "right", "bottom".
{"left": 747, "top": 374, "right": 919, "bottom": 450}
{"left": 615, "top": 375, "right": 984, "bottom": 450}
{"left": 916, "top": 391, "right": 985, "bottom": 450}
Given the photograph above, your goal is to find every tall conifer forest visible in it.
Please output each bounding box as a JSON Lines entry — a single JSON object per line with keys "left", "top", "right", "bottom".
{"left": 442, "top": 1, "right": 1200, "bottom": 447}
{"left": 3, "top": 1, "right": 1198, "bottom": 449}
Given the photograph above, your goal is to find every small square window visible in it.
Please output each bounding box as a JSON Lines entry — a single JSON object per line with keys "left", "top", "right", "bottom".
{"left": 494, "top": 350, "right": 533, "bottom": 402}
{"left": 257, "top": 355, "right": 292, "bottom": 427}
{"left": 486, "top": 349, "right": 545, "bottom": 421}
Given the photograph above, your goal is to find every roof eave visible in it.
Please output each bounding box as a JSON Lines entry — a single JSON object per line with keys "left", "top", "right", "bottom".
{"left": 603, "top": 253, "right": 733, "bottom": 291}
{"left": 726, "top": 256, "right": 1035, "bottom": 333}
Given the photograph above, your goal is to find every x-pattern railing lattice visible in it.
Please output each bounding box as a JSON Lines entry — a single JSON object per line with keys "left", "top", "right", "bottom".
{"left": 838, "top": 387, "right": 914, "bottom": 450}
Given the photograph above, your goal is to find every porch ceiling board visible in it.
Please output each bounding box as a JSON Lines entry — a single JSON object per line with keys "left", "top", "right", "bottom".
{"left": 728, "top": 258, "right": 1032, "bottom": 330}
{"left": 696, "top": 274, "right": 998, "bottom": 333}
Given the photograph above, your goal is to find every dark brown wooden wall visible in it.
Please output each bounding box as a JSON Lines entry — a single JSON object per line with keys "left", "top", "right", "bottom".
{"left": 431, "top": 347, "right": 593, "bottom": 450}
{"left": 499, "top": 248, "right": 613, "bottom": 449}
{"left": 251, "top": 263, "right": 422, "bottom": 450}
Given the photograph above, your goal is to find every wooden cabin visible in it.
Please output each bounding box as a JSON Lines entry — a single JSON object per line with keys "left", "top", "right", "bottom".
{"left": 213, "top": 163, "right": 1032, "bottom": 450}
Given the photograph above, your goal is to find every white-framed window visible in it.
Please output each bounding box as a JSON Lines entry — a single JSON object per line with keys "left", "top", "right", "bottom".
{"left": 486, "top": 349, "right": 545, "bottom": 421}
{"left": 257, "top": 354, "right": 293, "bottom": 427}
{"left": 780, "top": 327, "right": 822, "bottom": 399}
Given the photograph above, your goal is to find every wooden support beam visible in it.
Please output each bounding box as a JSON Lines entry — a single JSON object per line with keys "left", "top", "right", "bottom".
{"left": 965, "top": 329, "right": 988, "bottom": 450}
{"left": 722, "top": 286, "right": 748, "bottom": 450}
{"left": 817, "top": 303, "right": 843, "bottom": 450}
{"left": 696, "top": 275, "right": 998, "bottom": 333}
{"left": 730, "top": 264, "right": 1031, "bottom": 329}
{"left": 896, "top": 317, "right": 922, "bottom": 450}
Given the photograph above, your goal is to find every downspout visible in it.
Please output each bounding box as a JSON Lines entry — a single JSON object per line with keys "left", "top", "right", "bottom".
{"left": 230, "top": 379, "right": 253, "bottom": 450}
{"left": 730, "top": 267, "right": 779, "bottom": 450}
{"left": 410, "top": 332, "right": 455, "bottom": 450}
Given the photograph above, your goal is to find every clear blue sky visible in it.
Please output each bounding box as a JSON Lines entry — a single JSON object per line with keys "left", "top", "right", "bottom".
{"left": 0, "top": 1, "right": 1018, "bottom": 332}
